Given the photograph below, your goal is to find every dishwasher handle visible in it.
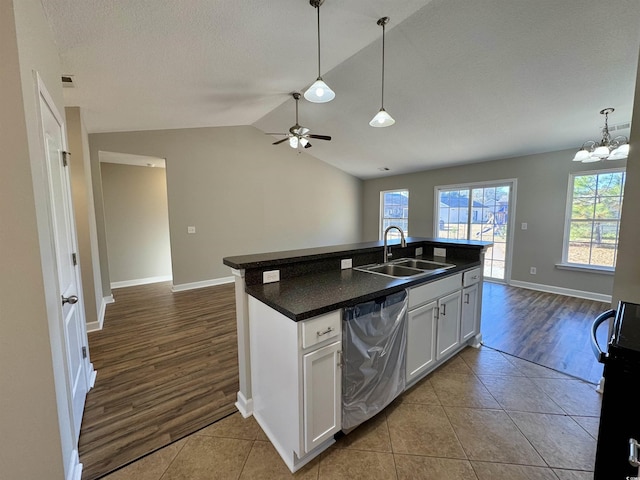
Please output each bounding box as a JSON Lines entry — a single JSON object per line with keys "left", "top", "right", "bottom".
{"left": 591, "top": 308, "right": 616, "bottom": 364}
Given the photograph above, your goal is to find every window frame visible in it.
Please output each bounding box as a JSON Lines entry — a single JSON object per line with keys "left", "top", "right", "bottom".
{"left": 379, "top": 189, "right": 409, "bottom": 240}
{"left": 561, "top": 167, "right": 626, "bottom": 272}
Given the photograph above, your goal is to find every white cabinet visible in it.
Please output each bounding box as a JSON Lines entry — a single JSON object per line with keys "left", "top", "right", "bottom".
{"left": 248, "top": 298, "right": 341, "bottom": 473}
{"left": 461, "top": 282, "right": 479, "bottom": 343}
{"left": 406, "top": 300, "right": 437, "bottom": 384}
{"left": 406, "top": 273, "right": 462, "bottom": 386}
{"left": 436, "top": 290, "right": 462, "bottom": 360}
{"left": 303, "top": 340, "right": 341, "bottom": 452}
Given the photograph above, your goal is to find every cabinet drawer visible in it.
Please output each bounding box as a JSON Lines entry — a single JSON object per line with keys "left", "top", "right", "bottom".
{"left": 463, "top": 268, "right": 481, "bottom": 287}
{"left": 409, "top": 273, "right": 462, "bottom": 309}
{"left": 301, "top": 310, "right": 341, "bottom": 349}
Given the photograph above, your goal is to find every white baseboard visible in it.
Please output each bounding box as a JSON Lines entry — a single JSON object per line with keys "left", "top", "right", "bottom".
{"left": 235, "top": 391, "right": 253, "bottom": 418}
{"left": 172, "top": 276, "right": 234, "bottom": 292}
{"left": 509, "top": 280, "right": 612, "bottom": 303}
{"left": 88, "top": 364, "right": 97, "bottom": 389}
{"left": 65, "top": 449, "right": 82, "bottom": 480}
{"left": 110, "top": 275, "right": 173, "bottom": 289}
{"left": 86, "top": 295, "right": 114, "bottom": 332}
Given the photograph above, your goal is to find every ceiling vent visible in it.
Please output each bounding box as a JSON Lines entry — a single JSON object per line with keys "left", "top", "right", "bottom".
{"left": 61, "top": 75, "right": 75, "bottom": 88}
{"left": 610, "top": 122, "right": 631, "bottom": 132}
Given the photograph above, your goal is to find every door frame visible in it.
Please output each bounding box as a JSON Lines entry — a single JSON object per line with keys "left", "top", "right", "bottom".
{"left": 33, "top": 71, "right": 92, "bottom": 480}
{"left": 433, "top": 178, "right": 517, "bottom": 283}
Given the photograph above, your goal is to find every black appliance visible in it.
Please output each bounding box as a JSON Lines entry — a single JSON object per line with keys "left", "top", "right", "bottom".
{"left": 591, "top": 301, "right": 640, "bottom": 479}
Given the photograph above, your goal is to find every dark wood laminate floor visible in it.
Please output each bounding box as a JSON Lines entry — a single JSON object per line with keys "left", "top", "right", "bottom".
{"left": 78, "top": 282, "right": 238, "bottom": 480}
{"left": 481, "top": 281, "right": 611, "bottom": 384}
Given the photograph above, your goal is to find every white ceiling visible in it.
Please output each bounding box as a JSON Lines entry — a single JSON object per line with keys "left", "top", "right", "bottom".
{"left": 43, "top": 0, "right": 640, "bottom": 179}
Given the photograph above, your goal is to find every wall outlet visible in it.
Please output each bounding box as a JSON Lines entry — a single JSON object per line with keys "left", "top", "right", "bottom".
{"left": 263, "top": 270, "right": 280, "bottom": 283}
{"left": 521, "top": 223, "right": 528, "bottom": 230}
{"left": 530, "top": 267, "right": 537, "bottom": 275}
{"left": 187, "top": 226, "right": 196, "bottom": 234}
{"left": 433, "top": 247, "right": 446, "bottom": 257}
{"left": 341, "top": 258, "right": 352, "bottom": 269}
{"left": 415, "top": 247, "right": 423, "bottom": 256}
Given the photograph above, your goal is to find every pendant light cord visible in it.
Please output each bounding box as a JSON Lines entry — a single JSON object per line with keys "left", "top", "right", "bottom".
{"left": 316, "top": 5, "right": 321, "bottom": 77}
{"left": 381, "top": 21, "right": 386, "bottom": 109}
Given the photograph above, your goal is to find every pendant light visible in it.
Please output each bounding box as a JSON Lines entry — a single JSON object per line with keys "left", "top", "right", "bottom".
{"left": 572, "top": 108, "right": 629, "bottom": 162}
{"left": 304, "top": 0, "right": 335, "bottom": 103}
{"left": 370, "top": 17, "right": 395, "bottom": 127}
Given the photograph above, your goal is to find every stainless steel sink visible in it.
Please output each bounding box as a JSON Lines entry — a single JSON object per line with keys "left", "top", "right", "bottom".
{"left": 392, "top": 259, "right": 455, "bottom": 271}
{"left": 354, "top": 258, "right": 455, "bottom": 279}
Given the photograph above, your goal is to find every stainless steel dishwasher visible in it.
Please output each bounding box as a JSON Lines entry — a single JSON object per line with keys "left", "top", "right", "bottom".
{"left": 341, "top": 289, "right": 408, "bottom": 431}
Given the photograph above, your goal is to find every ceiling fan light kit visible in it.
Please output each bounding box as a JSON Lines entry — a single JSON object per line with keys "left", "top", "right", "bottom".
{"left": 573, "top": 108, "right": 629, "bottom": 162}
{"left": 304, "top": 0, "right": 335, "bottom": 103}
{"left": 266, "top": 92, "right": 332, "bottom": 149}
{"left": 370, "top": 17, "right": 395, "bottom": 128}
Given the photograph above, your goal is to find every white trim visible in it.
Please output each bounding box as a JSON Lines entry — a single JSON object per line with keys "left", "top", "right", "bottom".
{"left": 65, "top": 449, "right": 82, "bottom": 480}
{"left": 555, "top": 263, "right": 615, "bottom": 275}
{"left": 379, "top": 188, "right": 409, "bottom": 240}
{"left": 88, "top": 366, "right": 97, "bottom": 389}
{"left": 86, "top": 295, "right": 114, "bottom": 332}
{"left": 171, "top": 276, "right": 234, "bottom": 292}
{"left": 434, "top": 178, "right": 517, "bottom": 283}
{"left": 509, "top": 279, "right": 612, "bottom": 303}
{"left": 235, "top": 391, "right": 254, "bottom": 418}
{"left": 110, "top": 275, "right": 172, "bottom": 289}
{"left": 561, "top": 167, "right": 626, "bottom": 268}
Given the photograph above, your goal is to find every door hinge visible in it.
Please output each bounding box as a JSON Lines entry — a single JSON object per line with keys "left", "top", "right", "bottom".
{"left": 62, "top": 151, "right": 71, "bottom": 167}
{"left": 82, "top": 346, "right": 87, "bottom": 359}
{"left": 72, "top": 253, "right": 77, "bottom": 266}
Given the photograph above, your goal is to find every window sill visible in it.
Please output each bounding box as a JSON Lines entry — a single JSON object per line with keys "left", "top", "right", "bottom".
{"left": 555, "top": 263, "right": 615, "bottom": 275}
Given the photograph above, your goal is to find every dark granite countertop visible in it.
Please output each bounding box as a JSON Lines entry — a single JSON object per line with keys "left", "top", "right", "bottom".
{"left": 245, "top": 256, "right": 481, "bottom": 321}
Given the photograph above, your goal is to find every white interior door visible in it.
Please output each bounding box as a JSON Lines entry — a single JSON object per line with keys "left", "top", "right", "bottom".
{"left": 39, "top": 80, "right": 90, "bottom": 442}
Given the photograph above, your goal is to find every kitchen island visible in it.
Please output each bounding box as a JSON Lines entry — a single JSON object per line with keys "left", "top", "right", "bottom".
{"left": 223, "top": 237, "right": 491, "bottom": 472}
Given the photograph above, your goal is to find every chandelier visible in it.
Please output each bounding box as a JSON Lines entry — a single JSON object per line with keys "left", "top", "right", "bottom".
{"left": 573, "top": 108, "right": 629, "bottom": 162}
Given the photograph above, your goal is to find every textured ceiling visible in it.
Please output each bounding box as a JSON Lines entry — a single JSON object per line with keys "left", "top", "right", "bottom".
{"left": 43, "top": 0, "right": 640, "bottom": 179}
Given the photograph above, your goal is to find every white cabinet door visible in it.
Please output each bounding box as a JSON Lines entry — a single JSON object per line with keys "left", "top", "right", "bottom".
{"left": 406, "top": 301, "right": 437, "bottom": 384}
{"left": 461, "top": 283, "right": 479, "bottom": 343}
{"left": 436, "top": 290, "right": 461, "bottom": 361}
{"left": 303, "top": 340, "right": 342, "bottom": 453}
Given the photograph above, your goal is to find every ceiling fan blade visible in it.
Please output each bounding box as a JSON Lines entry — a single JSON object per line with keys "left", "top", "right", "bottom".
{"left": 307, "top": 134, "right": 331, "bottom": 141}
{"left": 265, "top": 133, "right": 287, "bottom": 135}
{"left": 272, "top": 138, "right": 289, "bottom": 145}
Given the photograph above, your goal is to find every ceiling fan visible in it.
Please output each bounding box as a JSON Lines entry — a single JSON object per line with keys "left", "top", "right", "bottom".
{"left": 265, "top": 92, "right": 331, "bottom": 149}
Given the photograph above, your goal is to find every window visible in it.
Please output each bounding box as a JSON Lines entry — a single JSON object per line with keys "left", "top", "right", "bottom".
{"left": 563, "top": 169, "right": 626, "bottom": 269}
{"left": 380, "top": 190, "right": 408, "bottom": 240}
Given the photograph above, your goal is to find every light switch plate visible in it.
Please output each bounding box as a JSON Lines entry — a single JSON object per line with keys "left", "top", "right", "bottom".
{"left": 263, "top": 270, "right": 280, "bottom": 283}
{"left": 187, "top": 226, "right": 196, "bottom": 234}
{"left": 521, "top": 223, "right": 528, "bottom": 230}
{"left": 433, "top": 247, "right": 446, "bottom": 257}
{"left": 341, "top": 259, "right": 352, "bottom": 269}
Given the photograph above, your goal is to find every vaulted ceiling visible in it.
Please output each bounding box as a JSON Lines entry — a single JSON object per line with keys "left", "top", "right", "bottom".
{"left": 43, "top": 0, "right": 640, "bottom": 179}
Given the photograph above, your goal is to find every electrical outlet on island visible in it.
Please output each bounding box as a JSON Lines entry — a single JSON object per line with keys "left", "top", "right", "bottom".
{"left": 263, "top": 270, "right": 280, "bottom": 283}
{"left": 415, "top": 247, "right": 423, "bottom": 257}
{"left": 433, "top": 247, "right": 446, "bottom": 257}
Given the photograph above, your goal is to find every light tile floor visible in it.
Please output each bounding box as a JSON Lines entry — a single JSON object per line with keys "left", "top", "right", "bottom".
{"left": 101, "top": 346, "right": 600, "bottom": 479}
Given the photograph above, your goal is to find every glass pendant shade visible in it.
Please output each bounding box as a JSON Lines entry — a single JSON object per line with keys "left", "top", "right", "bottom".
{"left": 572, "top": 149, "right": 591, "bottom": 162}
{"left": 369, "top": 108, "right": 395, "bottom": 127}
{"left": 608, "top": 143, "right": 629, "bottom": 160}
{"left": 289, "top": 136, "right": 298, "bottom": 149}
{"left": 592, "top": 145, "right": 611, "bottom": 158}
{"left": 304, "top": 78, "right": 335, "bottom": 103}
{"left": 581, "top": 155, "right": 602, "bottom": 163}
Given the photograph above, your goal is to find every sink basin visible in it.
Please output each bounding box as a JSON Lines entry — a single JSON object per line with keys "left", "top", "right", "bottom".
{"left": 392, "top": 259, "right": 455, "bottom": 271}
{"left": 355, "top": 258, "right": 455, "bottom": 279}
{"left": 359, "top": 264, "right": 427, "bottom": 278}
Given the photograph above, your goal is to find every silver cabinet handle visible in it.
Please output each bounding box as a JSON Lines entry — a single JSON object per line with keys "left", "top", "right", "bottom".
{"left": 464, "top": 293, "right": 470, "bottom": 304}
{"left": 317, "top": 326, "right": 334, "bottom": 337}
{"left": 61, "top": 295, "right": 78, "bottom": 306}
{"left": 630, "top": 438, "right": 640, "bottom": 467}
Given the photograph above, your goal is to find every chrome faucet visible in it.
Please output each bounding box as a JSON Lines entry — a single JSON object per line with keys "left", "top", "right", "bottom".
{"left": 383, "top": 226, "right": 407, "bottom": 263}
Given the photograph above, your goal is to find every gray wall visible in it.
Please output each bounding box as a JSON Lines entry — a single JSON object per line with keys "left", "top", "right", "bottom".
{"left": 1, "top": 0, "right": 70, "bottom": 478}
{"left": 89, "top": 126, "right": 363, "bottom": 287}
{"left": 66, "top": 107, "right": 102, "bottom": 325}
{"left": 101, "top": 162, "right": 172, "bottom": 284}
{"left": 363, "top": 149, "right": 628, "bottom": 297}
{"left": 613, "top": 52, "right": 640, "bottom": 305}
